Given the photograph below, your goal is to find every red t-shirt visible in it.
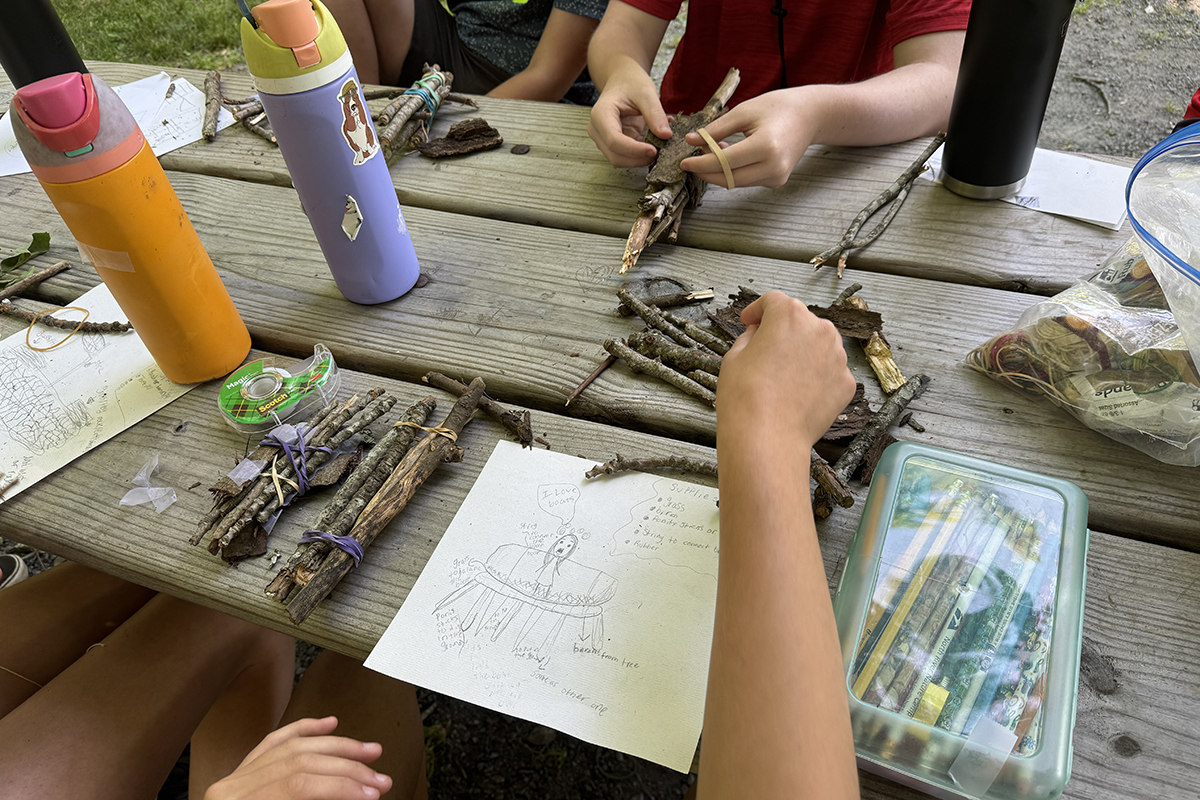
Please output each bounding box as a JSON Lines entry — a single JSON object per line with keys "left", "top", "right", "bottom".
{"left": 1185, "top": 88, "right": 1200, "bottom": 120}
{"left": 628, "top": 0, "right": 972, "bottom": 113}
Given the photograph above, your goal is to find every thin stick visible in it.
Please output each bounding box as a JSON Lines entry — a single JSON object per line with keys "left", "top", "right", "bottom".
{"left": 422, "top": 372, "right": 533, "bottom": 447}
{"left": 202, "top": 71, "right": 221, "bottom": 141}
{"left": 585, "top": 454, "right": 718, "bottom": 480}
{"left": 688, "top": 370, "right": 719, "bottom": 392}
{"left": 617, "top": 288, "right": 715, "bottom": 317}
{"left": 565, "top": 355, "right": 616, "bottom": 407}
{"left": 228, "top": 99, "right": 264, "bottom": 121}
{"left": 661, "top": 310, "right": 731, "bottom": 355}
{"left": 0, "top": 302, "right": 131, "bottom": 333}
{"left": 0, "top": 260, "right": 70, "bottom": 302}
{"left": 603, "top": 338, "right": 716, "bottom": 407}
{"left": 627, "top": 331, "right": 722, "bottom": 375}
{"left": 617, "top": 288, "right": 705, "bottom": 351}
{"left": 242, "top": 115, "right": 276, "bottom": 144}
{"left": 812, "top": 133, "right": 945, "bottom": 271}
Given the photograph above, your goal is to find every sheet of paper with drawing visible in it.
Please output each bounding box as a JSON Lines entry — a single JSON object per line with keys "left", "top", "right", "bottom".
{"left": 366, "top": 440, "right": 720, "bottom": 772}
{"left": 0, "top": 284, "right": 194, "bottom": 503}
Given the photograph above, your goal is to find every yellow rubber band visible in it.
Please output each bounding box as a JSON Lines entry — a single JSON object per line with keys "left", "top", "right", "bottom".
{"left": 0, "top": 664, "right": 44, "bottom": 689}
{"left": 695, "top": 127, "right": 735, "bottom": 190}
{"left": 26, "top": 306, "right": 89, "bottom": 352}
{"left": 393, "top": 421, "right": 458, "bottom": 442}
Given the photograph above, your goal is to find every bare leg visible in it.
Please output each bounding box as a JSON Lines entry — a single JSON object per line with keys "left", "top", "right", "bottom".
{"left": 0, "top": 561, "right": 156, "bottom": 717}
{"left": 0, "top": 595, "right": 293, "bottom": 800}
{"left": 282, "top": 650, "right": 427, "bottom": 800}
{"left": 323, "top": 0, "right": 415, "bottom": 85}
{"left": 186, "top": 631, "right": 297, "bottom": 795}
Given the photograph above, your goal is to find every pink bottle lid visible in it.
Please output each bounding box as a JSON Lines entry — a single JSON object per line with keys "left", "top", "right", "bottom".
{"left": 14, "top": 73, "right": 101, "bottom": 154}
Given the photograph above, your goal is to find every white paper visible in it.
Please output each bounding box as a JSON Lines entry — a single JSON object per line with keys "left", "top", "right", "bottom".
{"left": 0, "top": 284, "right": 194, "bottom": 503}
{"left": 925, "top": 145, "right": 1131, "bottom": 230}
{"left": 366, "top": 441, "right": 721, "bottom": 772}
{"left": 0, "top": 73, "right": 236, "bottom": 177}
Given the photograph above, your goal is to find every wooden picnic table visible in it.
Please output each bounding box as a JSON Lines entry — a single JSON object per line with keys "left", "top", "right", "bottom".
{"left": 0, "top": 62, "right": 1197, "bottom": 799}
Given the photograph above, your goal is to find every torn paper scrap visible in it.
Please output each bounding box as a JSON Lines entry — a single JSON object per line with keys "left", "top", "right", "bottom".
{"left": 367, "top": 440, "right": 720, "bottom": 772}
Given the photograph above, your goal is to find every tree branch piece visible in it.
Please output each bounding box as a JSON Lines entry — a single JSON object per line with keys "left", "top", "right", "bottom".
{"left": 617, "top": 288, "right": 714, "bottom": 317}
{"left": 423, "top": 372, "right": 533, "bottom": 447}
{"left": 0, "top": 260, "right": 70, "bottom": 302}
{"left": 0, "top": 301, "right": 131, "bottom": 333}
{"left": 617, "top": 288, "right": 707, "bottom": 351}
{"left": 603, "top": 338, "right": 715, "bottom": 407}
{"left": 811, "top": 132, "right": 945, "bottom": 273}
{"left": 585, "top": 454, "right": 718, "bottom": 480}
{"left": 843, "top": 296, "right": 906, "bottom": 394}
{"left": 660, "top": 310, "right": 732, "bottom": 355}
{"left": 202, "top": 71, "right": 221, "bottom": 141}
{"left": 628, "top": 331, "right": 722, "bottom": 376}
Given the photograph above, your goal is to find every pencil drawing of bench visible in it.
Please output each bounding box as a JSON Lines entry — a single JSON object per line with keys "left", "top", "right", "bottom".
{"left": 434, "top": 540, "right": 618, "bottom": 663}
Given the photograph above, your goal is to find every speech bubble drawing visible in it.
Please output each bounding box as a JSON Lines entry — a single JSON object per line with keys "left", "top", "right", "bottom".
{"left": 537, "top": 483, "right": 580, "bottom": 525}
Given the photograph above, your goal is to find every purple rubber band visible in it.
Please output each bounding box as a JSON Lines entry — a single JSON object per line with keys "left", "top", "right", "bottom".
{"left": 299, "top": 529, "right": 365, "bottom": 567}
{"left": 262, "top": 427, "right": 333, "bottom": 499}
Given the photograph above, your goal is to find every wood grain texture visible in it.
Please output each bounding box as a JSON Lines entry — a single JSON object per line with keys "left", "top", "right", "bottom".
{"left": 1, "top": 170, "right": 1194, "bottom": 550}
{"left": 0, "top": 319, "right": 1194, "bottom": 800}
{"left": 0, "top": 62, "right": 1132, "bottom": 295}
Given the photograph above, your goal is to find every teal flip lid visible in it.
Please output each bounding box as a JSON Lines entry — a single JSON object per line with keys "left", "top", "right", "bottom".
{"left": 832, "top": 442, "right": 1088, "bottom": 800}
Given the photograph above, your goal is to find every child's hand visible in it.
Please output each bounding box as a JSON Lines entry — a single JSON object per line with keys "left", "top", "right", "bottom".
{"left": 680, "top": 88, "right": 818, "bottom": 189}
{"left": 588, "top": 64, "right": 674, "bottom": 168}
{"left": 717, "top": 292, "right": 856, "bottom": 451}
{"left": 204, "top": 717, "right": 392, "bottom": 800}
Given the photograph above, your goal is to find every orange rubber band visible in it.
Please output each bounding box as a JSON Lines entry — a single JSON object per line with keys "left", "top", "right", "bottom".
{"left": 26, "top": 306, "right": 89, "bottom": 352}
{"left": 695, "top": 127, "right": 735, "bottom": 189}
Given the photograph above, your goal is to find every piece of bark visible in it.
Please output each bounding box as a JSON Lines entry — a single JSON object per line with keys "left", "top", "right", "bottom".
{"left": 285, "top": 379, "right": 486, "bottom": 624}
{"left": 603, "top": 339, "right": 716, "bottom": 407}
{"left": 209, "top": 444, "right": 277, "bottom": 498}
{"left": 644, "top": 68, "right": 741, "bottom": 188}
{"left": 0, "top": 260, "right": 70, "bottom": 302}
{"left": 585, "top": 454, "right": 718, "bottom": 480}
{"left": 267, "top": 397, "right": 436, "bottom": 602}
{"left": 860, "top": 432, "right": 898, "bottom": 485}
{"left": 220, "top": 522, "right": 269, "bottom": 564}
{"left": 423, "top": 371, "right": 533, "bottom": 447}
{"left": 822, "top": 383, "right": 873, "bottom": 441}
{"left": 814, "top": 374, "right": 931, "bottom": 519}
{"left": 627, "top": 331, "right": 722, "bottom": 376}
{"left": 0, "top": 301, "right": 132, "bottom": 333}
{"left": 842, "top": 296, "right": 906, "bottom": 392}
{"left": 806, "top": 303, "right": 883, "bottom": 341}
{"left": 903, "top": 414, "right": 926, "bottom": 433}
{"left": 202, "top": 71, "right": 221, "bottom": 141}
{"left": 417, "top": 118, "right": 502, "bottom": 157}
{"left": 616, "top": 288, "right": 715, "bottom": 316}
{"left": 707, "top": 286, "right": 760, "bottom": 340}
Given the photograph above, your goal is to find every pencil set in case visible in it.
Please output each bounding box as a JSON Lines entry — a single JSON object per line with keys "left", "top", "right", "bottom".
{"left": 832, "top": 442, "right": 1088, "bottom": 800}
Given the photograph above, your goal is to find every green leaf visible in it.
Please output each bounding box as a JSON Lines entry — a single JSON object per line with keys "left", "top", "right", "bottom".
{"left": 0, "top": 232, "right": 51, "bottom": 271}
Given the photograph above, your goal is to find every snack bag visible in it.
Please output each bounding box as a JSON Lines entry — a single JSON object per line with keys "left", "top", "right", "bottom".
{"left": 967, "top": 236, "right": 1200, "bottom": 466}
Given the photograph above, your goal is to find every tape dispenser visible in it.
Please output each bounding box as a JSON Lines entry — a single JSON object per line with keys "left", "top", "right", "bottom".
{"left": 218, "top": 344, "right": 341, "bottom": 433}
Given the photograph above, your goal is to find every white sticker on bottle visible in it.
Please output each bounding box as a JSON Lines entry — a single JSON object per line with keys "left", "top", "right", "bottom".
{"left": 337, "top": 79, "right": 380, "bottom": 166}
{"left": 342, "top": 194, "right": 364, "bottom": 241}
{"left": 78, "top": 241, "right": 134, "bottom": 273}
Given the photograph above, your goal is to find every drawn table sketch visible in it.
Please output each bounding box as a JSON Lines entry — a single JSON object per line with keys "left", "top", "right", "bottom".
{"left": 0, "top": 72, "right": 235, "bottom": 177}
{"left": 367, "top": 440, "right": 721, "bottom": 772}
{"left": 0, "top": 284, "right": 194, "bottom": 503}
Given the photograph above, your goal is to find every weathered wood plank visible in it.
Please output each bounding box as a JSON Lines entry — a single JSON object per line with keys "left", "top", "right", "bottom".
{"left": 0, "top": 327, "right": 1193, "bottom": 800}
{"left": 0, "top": 62, "right": 1131, "bottom": 295}
{"left": 1, "top": 169, "right": 1193, "bottom": 550}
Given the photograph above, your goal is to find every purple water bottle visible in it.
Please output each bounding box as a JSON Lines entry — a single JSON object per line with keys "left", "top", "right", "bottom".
{"left": 241, "top": 0, "right": 420, "bottom": 304}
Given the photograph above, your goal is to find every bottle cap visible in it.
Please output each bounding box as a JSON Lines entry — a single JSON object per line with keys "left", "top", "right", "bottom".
{"left": 17, "top": 73, "right": 86, "bottom": 128}
{"left": 14, "top": 72, "right": 101, "bottom": 155}
{"left": 252, "top": 0, "right": 322, "bottom": 68}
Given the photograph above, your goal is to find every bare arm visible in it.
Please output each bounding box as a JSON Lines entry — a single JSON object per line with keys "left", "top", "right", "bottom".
{"left": 701, "top": 292, "right": 859, "bottom": 800}
{"left": 586, "top": 0, "right": 673, "bottom": 166}
{"left": 487, "top": 8, "right": 600, "bottom": 101}
{"left": 682, "top": 29, "right": 965, "bottom": 188}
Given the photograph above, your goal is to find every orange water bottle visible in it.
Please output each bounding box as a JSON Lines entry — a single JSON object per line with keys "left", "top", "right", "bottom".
{"left": 9, "top": 72, "right": 251, "bottom": 383}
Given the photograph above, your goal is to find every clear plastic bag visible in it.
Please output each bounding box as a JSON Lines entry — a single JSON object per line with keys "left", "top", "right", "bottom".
{"left": 967, "top": 236, "right": 1200, "bottom": 466}
{"left": 1127, "top": 124, "right": 1200, "bottom": 367}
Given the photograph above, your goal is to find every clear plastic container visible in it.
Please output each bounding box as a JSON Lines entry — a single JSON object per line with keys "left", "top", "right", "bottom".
{"left": 832, "top": 442, "right": 1088, "bottom": 800}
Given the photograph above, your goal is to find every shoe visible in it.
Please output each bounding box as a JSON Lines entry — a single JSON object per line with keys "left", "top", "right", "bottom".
{"left": 0, "top": 554, "right": 29, "bottom": 589}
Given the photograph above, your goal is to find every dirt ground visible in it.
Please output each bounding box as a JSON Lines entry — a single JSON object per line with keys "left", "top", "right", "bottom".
{"left": 2, "top": 2, "right": 1196, "bottom": 798}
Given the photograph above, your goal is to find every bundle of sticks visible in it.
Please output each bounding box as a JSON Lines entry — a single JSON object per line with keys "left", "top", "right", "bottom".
{"left": 621, "top": 68, "right": 741, "bottom": 273}
{"left": 192, "top": 390, "right": 398, "bottom": 561}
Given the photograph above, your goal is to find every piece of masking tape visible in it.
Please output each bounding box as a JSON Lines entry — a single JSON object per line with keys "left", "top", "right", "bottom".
{"left": 947, "top": 717, "right": 1019, "bottom": 796}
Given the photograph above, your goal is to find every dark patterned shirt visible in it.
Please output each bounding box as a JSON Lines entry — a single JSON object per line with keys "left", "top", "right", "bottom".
{"left": 454, "top": 0, "right": 608, "bottom": 104}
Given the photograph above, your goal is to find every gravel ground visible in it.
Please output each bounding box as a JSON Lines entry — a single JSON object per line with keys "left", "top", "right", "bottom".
{"left": 3, "top": 2, "right": 1196, "bottom": 796}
